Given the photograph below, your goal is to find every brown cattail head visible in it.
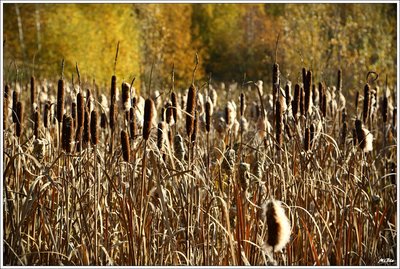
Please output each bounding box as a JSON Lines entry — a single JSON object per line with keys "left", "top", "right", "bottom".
{"left": 4, "top": 84, "right": 10, "bottom": 128}
{"left": 143, "top": 98, "right": 154, "bottom": 140}
{"left": 77, "top": 92, "right": 85, "bottom": 128}
{"left": 341, "top": 121, "right": 347, "bottom": 146}
{"left": 33, "top": 109, "right": 40, "bottom": 138}
{"left": 57, "top": 78, "right": 65, "bottom": 123}
{"left": 363, "top": 84, "right": 370, "bottom": 123}
{"left": 90, "top": 110, "right": 98, "bottom": 145}
{"left": 110, "top": 100, "right": 116, "bottom": 131}
{"left": 15, "top": 101, "right": 24, "bottom": 137}
{"left": 30, "top": 76, "right": 36, "bottom": 106}
{"left": 83, "top": 110, "right": 90, "bottom": 147}
{"left": 304, "top": 70, "right": 312, "bottom": 115}
{"left": 263, "top": 199, "right": 291, "bottom": 253}
{"left": 186, "top": 84, "right": 196, "bottom": 137}
{"left": 352, "top": 128, "right": 357, "bottom": 146}
{"left": 191, "top": 110, "right": 198, "bottom": 144}
{"left": 12, "top": 90, "right": 19, "bottom": 123}
{"left": 71, "top": 102, "right": 77, "bottom": 127}
{"left": 165, "top": 102, "right": 173, "bottom": 125}
{"left": 275, "top": 99, "right": 283, "bottom": 149}
{"left": 310, "top": 123, "right": 315, "bottom": 148}
{"left": 240, "top": 93, "right": 245, "bottom": 117}
{"left": 302, "top": 67, "right": 307, "bottom": 86}
{"left": 43, "top": 102, "right": 50, "bottom": 128}
{"left": 205, "top": 100, "right": 212, "bottom": 133}
{"left": 299, "top": 87, "right": 304, "bottom": 117}
{"left": 312, "top": 84, "right": 318, "bottom": 106}
{"left": 61, "top": 115, "right": 73, "bottom": 153}
{"left": 342, "top": 108, "right": 347, "bottom": 123}
{"left": 100, "top": 112, "right": 107, "bottom": 129}
{"left": 75, "top": 126, "right": 83, "bottom": 152}
{"left": 320, "top": 83, "right": 327, "bottom": 118}
{"left": 393, "top": 107, "right": 397, "bottom": 128}
{"left": 121, "top": 130, "right": 130, "bottom": 162}
{"left": 171, "top": 91, "right": 178, "bottom": 124}
{"left": 157, "top": 121, "right": 167, "bottom": 151}
{"left": 382, "top": 95, "right": 388, "bottom": 123}
{"left": 292, "top": 84, "right": 300, "bottom": 119}
{"left": 304, "top": 127, "right": 310, "bottom": 151}
{"left": 129, "top": 107, "right": 137, "bottom": 139}
{"left": 111, "top": 75, "right": 117, "bottom": 104}
{"left": 273, "top": 63, "right": 280, "bottom": 100}
{"left": 337, "top": 69, "right": 342, "bottom": 92}
{"left": 121, "top": 82, "right": 130, "bottom": 111}
{"left": 86, "top": 88, "right": 92, "bottom": 112}
{"left": 284, "top": 84, "right": 291, "bottom": 107}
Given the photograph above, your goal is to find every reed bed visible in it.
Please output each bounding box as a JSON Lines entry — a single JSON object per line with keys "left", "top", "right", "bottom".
{"left": 2, "top": 60, "right": 397, "bottom": 266}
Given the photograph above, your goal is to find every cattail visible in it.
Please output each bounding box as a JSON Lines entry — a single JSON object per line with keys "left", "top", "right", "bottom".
{"left": 90, "top": 110, "right": 98, "bottom": 145}
{"left": 174, "top": 134, "right": 185, "bottom": 161}
{"left": 275, "top": 100, "right": 283, "bottom": 149}
{"left": 43, "top": 102, "right": 50, "bottom": 128}
{"left": 263, "top": 199, "right": 291, "bottom": 253}
{"left": 205, "top": 99, "right": 212, "bottom": 133}
{"left": 160, "top": 107, "right": 165, "bottom": 122}
{"left": 12, "top": 90, "right": 19, "bottom": 123}
{"left": 57, "top": 78, "right": 65, "bottom": 123}
{"left": 273, "top": 63, "right": 279, "bottom": 100}
{"left": 61, "top": 115, "right": 73, "bottom": 153}
{"left": 304, "top": 70, "right": 312, "bottom": 115}
{"left": 121, "top": 82, "right": 130, "bottom": 111}
{"left": 284, "top": 84, "right": 291, "bottom": 107}
{"left": 30, "top": 76, "right": 36, "bottom": 106}
{"left": 15, "top": 101, "right": 24, "bottom": 137}
{"left": 83, "top": 110, "right": 90, "bottom": 146}
{"left": 341, "top": 121, "right": 347, "bottom": 146}
{"left": 320, "top": 84, "right": 327, "bottom": 118}
{"left": 111, "top": 75, "right": 117, "bottom": 104}
{"left": 157, "top": 121, "right": 167, "bottom": 151}
{"left": 86, "top": 88, "right": 92, "bottom": 112}
{"left": 304, "top": 127, "right": 310, "bottom": 151}
{"left": 71, "top": 102, "right": 77, "bottom": 127}
{"left": 33, "top": 109, "right": 40, "bottom": 138}
{"left": 191, "top": 111, "right": 198, "bottom": 143}
{"left": 352, "top": 128, "right": 357, "bottom": 146}
{"left": 77, "top": 92, "right": 85, "bottom": 128}
{"left": 355, "top": 119, "right": 373, "bottom": 152}
{"left": 382, "top": 95, "right": 388, "bottom": 123}
{"left": 302, "top": 67, "right": 307, "bottom": 86}
{"left": 171, "top": 91, "right": 178, "bottom": 124}
{"left": 312, "top": 84, "right": 318, "bottom": 106}
{"left": 239, "top": 162, "right": 250, "bottom": 191}
{"left": 143, "top": 98, "right": 154, "bottom": 140}
{"left": 186, "top": 84, "right": 196, "bottom": 137}
{"left": 4, "top": 84, "right": 10, "bottom": 128}
{"left": 240, "top": 93, "right": 245, "bottom": 117}
{"left": 129, "top": 107, "right": 137, "bottom": 139}
{"left": 337, "top": 69, "right": 342, "bottom": 92}
{"left": 110, "top": 100, "right": 116, "bottom": 131}
{"left": 225, "top": 102, "right": 236, "bottom": 130}
{"left": 292, "top": 84, "right": 300, "bottom": 119}
{"left": 100, "top": 112, "right": 107, "bottom": 129}
{"left": 363, "top": 84, "right": 370, "bottom": 124}
{"left": 393, "top": 107, "right": 397, "bottom": 128}
{"left": 121, "top": 130, "right": 130, "bottom": 162}
{"left": 299, "top": 87, "right": 304, "bottom": 117}
{"left": 75, "top": 126, "right": 83, "bottom": 152}
{"left": 355, "top": 91, "right": 359, "bottom": 114}
{"left": 310, "top": 123, "right": 315, "bottom": 148}
{"left": 165, "top": 101, "right": 173, "bottom": 125}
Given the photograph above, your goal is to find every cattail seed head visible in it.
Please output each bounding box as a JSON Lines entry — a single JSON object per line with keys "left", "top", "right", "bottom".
{"left": 304, "top": 127, "right": 310, "bottom": 151}
{"left": 100, "top": 112, "right": 107, "bottom": 129}
{"left": 165, "top": 101, "right": 173, "bottom": 125}
{"left": 121, "top": 82, "right": 130, "bottom": 111}
{"left": 143, "top": 98, "right": 155, "bottom": 140}
{"left": 90, "top": 110, "right": 98, "bottom": 145}
{"left": 86, "top": 89, "right": 92, "bottom": 112}
{"left": 171, "top": 91, "right": 178, "bottom": 124}
{"left": 284, "top": 84, "right": 291, "bottom": 107}
{"left": 186, "top": 84, "right": 196, "bottom": 137}
{"left": 310, "top": 123, "right": 315, "bottom": 148}
{"left": 15, "top": 101, "right": 24, "bottom": 137}
{"left": 129, "top": 107, "right": 137, "bottom": 139}
{"left": 292, "top": 84, "right": 300, "bottom": 119}
{"left": 157, "top": 121, "right": 167, "bottom": 151}
{"left": 275, "top": 99, "right": 283, "bottom": 149}
{"left": 77, "top": 92, "right": 85, "bottom": 128}
{"left": 341, "top": 121, "right": 348, "bottom": 146}
{"left": 393, "top": 107, "right": 397, "bottom": 128}
{"left": 57, "top": 79, "right": 65, "bottom": 123}
{"left": 299, "top": 87, "right": 304, "bottom": 117}
{"left": 363, "top": 84, "right": 371, "bottom": 124}
{"left": 263, "top": 199, "right": 291, "bottom": 253}
{"left": 205, "top": 99, "right": 212, "bottom": 133}
{"left": 43, "top": 102, "right": 50, "bottom": 128}
{"left": 355, "top": 91, "right": 359, "bottom": 113}
{"left": 121, "top": 130, "right": 130, "bottom": 162}
{"left": 109, "top": 100, "right": 116, "bottom": 131}
{"left": 337, "top": 69, "right": 342, "bottom": 92}
{"left": 355, "top": 119, "right": 373, "bottom": 152}
{"left": 4, "top": 84, "right": 10, "bottom": 128}
{"left": 71, "top": 102, "right": 77, "bottom": 127}
{"left": 75, "top": 126, "right": 83, "bottom": 152}
{"left": 83, "top": 110, "right": 90, "bottom": 147}
{"left": 61, "top": 115, "right": 73, "bottom": 153}
{"left": 174, "top": 134, "right": 185, "bottom": 161}
{"left": 304, "top": 70, "right": 312, "bottom": 115}
{"left": 240, "top": 93, "right": 245, "bottom": 117}
{"left": 191, "top": 111, "right": 198, "bottom": 143}
{"left": 12, "top": 90, "right": 19, "bottom": 123}
{"left": 30, "top": 76, "right": 36, "bottom": 106}
{"left": 111, "top": 75, "right": 117, "bottom": 104}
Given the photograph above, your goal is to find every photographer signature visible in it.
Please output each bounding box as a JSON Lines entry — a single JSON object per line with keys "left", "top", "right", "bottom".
{"left": 378, "top": 258, "right": 395, "bottom": 265}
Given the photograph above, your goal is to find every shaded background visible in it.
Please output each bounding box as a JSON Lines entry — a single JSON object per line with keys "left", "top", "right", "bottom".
{"left": 2, "top": 3, "right": 397, "bottom": 93}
